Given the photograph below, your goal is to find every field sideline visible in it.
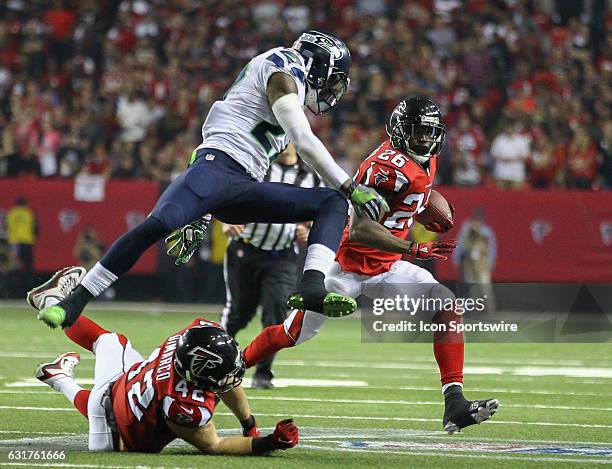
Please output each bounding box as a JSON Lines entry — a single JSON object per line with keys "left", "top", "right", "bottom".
{"left": 0, "top": 305, "right": 611, "bottom": 468}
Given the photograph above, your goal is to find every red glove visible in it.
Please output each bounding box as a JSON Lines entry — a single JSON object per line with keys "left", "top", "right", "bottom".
{"left": 241, "top": 415, "right": 260, "bottom": 438}
{"left": 408, "top": 240, "right": 457, "bottom": 260}
{"left": 424, "top": 203, "right": 455, "bottom": 233}
{"left": 270, "top": 419, "right": 299, "bottom": 449}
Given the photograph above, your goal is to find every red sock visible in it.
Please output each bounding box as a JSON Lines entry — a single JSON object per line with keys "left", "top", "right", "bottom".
{"left": 64, "top": 316, "right": 109, "bottom": 352}
{"left": 243, "top": 312, "right": 305, "bottom": 368}
{"left": 73, "top": 389, "right": 90, "bottom": 418}
{"left": 433, "top": 308, "right": 464, "bottom": 386}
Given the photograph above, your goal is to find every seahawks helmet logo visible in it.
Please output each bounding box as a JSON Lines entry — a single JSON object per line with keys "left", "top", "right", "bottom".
{"left": 298, "top": 32, "right": 345, "bottom": 59}
{"left": 187, "top": 346, "right": 223, "bottom": 375}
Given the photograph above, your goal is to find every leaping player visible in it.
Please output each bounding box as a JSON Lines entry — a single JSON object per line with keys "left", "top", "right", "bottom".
{"left": 28, "top": 267, "right": 299, "bottom": 455}
{"left": 37, "top": 31, "right": 389, "bottom": 330}
{"left": 239, "top": 97, "right": 500, "bottom": 434}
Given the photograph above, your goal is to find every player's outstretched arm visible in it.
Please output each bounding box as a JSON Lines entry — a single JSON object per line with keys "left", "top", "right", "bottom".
{"left": 349, "top": 211, "right": 411, "bottom": 254}
{"left": 168, "top": 420, "right": 253, "bottom": 455}
{"left": 168, "top": 418, "right": 299, "bottom": 455}
{"left": 267, "top": 73, "right": 352, "bottom": 192}
{"left": 219, "top": 385, "right": 260, "bottom": 437}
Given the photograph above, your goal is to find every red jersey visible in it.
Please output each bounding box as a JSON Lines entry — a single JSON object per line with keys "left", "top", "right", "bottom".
{"left": 337, "top": 140, "right": 437, "bottom": 276}
{"left": 112, "top": 318, "right": 218, "bottom": 453}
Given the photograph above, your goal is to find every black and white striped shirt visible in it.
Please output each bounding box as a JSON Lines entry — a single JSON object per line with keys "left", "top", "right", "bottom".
{"left": 239, "top": 160, "right": 321, "bottom": 251}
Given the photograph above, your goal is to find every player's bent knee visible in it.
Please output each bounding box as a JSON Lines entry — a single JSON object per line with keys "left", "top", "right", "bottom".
{"left": 322, "top": 191, "right": 349, "bottom": 215}
{"left": 91, "top": 332, "right": 118, "bottom": 356}
{"left": 151, "top": 202, "right": 190, "bottom": 231}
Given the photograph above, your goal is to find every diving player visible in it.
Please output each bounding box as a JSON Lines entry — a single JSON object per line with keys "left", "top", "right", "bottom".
{"left": 36, "top": 31, "right": 389, "bottom": 330}
{"left": 30, "top": 267, "right": 298, "bottom": 454}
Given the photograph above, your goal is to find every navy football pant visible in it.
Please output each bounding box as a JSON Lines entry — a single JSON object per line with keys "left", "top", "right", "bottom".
{"left": 100, "top": 148, "right": 348, "bottom": 277}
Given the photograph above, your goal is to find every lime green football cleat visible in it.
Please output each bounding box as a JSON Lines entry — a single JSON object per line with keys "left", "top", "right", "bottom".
{"left": 37, "top": 306, "right": 67, "bottom": 329}
{"left": 287, "top": 292, "right": 357, "bottom": 318}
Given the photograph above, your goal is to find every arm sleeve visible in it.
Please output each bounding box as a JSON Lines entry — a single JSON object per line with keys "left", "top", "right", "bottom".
{"left": 271, "top": 93, "right": 349, "bottom": 190}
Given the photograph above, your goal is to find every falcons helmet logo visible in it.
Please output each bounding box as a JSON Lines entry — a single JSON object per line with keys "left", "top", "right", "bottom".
{"left": 187, "top": 346, "right": 223, "bottom": 376}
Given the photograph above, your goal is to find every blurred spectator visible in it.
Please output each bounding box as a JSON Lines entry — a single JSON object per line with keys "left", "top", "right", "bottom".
{"left": 56, "top": 129, "right": 85, "bottom": 178}
{"left": 598, "top": 119, "right": 612, "bottom": 189}
{"left": 449, "top": 113, "right": 485, "bottom": 186}
{"left": 564, "top": 126, "right": 600, "bottom": 189}
{"left": 528, "top": 132, "right": 562, "bottom": 189}
{"left": 80, "top": 142, "right": 112, "bottom": 179}
{"left": 7, "top": 197, "right": 37, "bottom": 292}
{"left": 454, "top": 207, "right": 496, "bottom": 310}
{"left": 116, "top": 88, "right": 152, "bottom": 143}
{"left": 0, "top": 0, "right": 608, "bottom": 187}
{"left": 490, "top": 120, "right": 531, "bottom": 189}
{"left": 73, "top": 225, "right": 104, "bottom": 270}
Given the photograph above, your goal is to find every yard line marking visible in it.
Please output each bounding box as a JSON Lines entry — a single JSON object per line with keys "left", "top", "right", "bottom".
{"left": 4, "top": 390, "right": 609, "bottom": 412}
{"left": 0, "top": 464, "right": 193, "bottom": 469}
{"left": 245, "top": 395, "right": 612, "bottom": 412}
{"left": 300, "top": 443, "right": 612, "bottom": 464}
{"left": 3, "top": 405, "right": 612, "bottom": 429}
{"left": 0, "top": 430, "right": 78, "bottom": 435}
{"left": 386, "top": 385, "right": 612, "bottom": 397}
{"left": 3, "top": 351, "right": 612, "bottom": 373}
{"left": 3, "top": 428, "right": 612, "bottom": 451}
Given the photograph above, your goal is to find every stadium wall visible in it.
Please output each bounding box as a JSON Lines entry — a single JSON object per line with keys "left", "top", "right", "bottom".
{"left": 0, "top": 180, "right": 610, "bottom": 282}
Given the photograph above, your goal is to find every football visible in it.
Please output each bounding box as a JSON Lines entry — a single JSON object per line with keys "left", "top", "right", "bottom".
{"left": 414, "top": 190, "right": 454, "bottom": 230}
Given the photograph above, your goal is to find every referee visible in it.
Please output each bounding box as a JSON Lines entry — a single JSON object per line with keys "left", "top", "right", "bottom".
{"left": 221, "top": 144, "right": 320, "bottom": 389}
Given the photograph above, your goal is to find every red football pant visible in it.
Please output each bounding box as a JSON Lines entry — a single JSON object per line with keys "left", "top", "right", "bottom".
{"left": 64, "top": 316, "right": 110, "bottom": 352}
{"left": 243, "top": 311, "right": 305, "bottom": 368}
{"left": 73, "top": 390, "right": 90, "bottom": 418}
{"left": 432, "top": 308, "right": 464, "bottom": 386}
{"left": 63, "top": 315, "right": 113, "bottom": 419}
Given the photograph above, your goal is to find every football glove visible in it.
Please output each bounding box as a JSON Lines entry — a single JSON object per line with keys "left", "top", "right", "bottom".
{"left": 407, "top": 240, "right": 457, "bottom": 261}
{"left": 241, "top": 415, "right": 260, "bottom": 438}
{"left": 165, "top": 214, "right": 212, "bottom": 265}
{"left": 270, "top": 419, "right": 299, "bottom": 449}
{"left": 349, "top": 184, "right": 390, "bottom": 221}
{"left": 424, "top": 203, "right": 455, "bottom": 233}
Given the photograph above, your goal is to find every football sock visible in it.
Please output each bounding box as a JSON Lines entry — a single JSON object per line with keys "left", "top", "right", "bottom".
{"left": 433, "top": 308, "right": 464, "bottom": 389}
{"left": 81, "top": 262, "right": 118, "bottom": 297}
{"left": 64, "top": 316, "right": 110, "bottom": 352}
{"left": 296, "top": 270, "right": 327, "bottom": 312}
{"left": 243, "top": 323, "right": 298, "bottom": 368}
{"left": 53, "top": 376, "right": 84, "bottom": 404}
{"left": 303, "top": 243, "right": 335, "bottom": 275}
{"left": 73, "top": 389, "right": 91, "bottom": 418}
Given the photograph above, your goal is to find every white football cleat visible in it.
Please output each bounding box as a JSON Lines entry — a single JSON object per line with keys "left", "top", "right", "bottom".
{"left": 35, "top": 352, "right": 81, "bottom": 391}
{"left": 26, "top": 266, "right": 86, "bottom": 311}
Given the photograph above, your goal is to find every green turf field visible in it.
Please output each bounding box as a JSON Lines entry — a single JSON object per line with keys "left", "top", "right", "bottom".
{"left": 1, "top": 306, "right": 611, "bottom": 468}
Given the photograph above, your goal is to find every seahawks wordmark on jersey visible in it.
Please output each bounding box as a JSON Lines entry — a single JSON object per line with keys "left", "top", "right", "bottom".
{"left": 197, "top": 47, "right": 307, "bottom": 181}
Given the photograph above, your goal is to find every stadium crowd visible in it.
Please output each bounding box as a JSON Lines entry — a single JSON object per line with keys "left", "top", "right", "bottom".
{"left": 0, "top": 0, "right": 610, "bottom": 190}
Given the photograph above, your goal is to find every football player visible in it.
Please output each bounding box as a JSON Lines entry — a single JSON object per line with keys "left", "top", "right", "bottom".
{"left": 37, "top": 31, "right": 389, "bottom": 330}
{"left": 240, "top": 97, "right": 499, "bottom": 434}
{"left": 29, "top": 267, "right": 298, "bottom": 454}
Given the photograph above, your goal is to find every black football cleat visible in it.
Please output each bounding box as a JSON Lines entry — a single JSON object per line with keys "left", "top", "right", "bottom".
{"left": 443, "top": 386, "right": 499, "bottom": 434}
